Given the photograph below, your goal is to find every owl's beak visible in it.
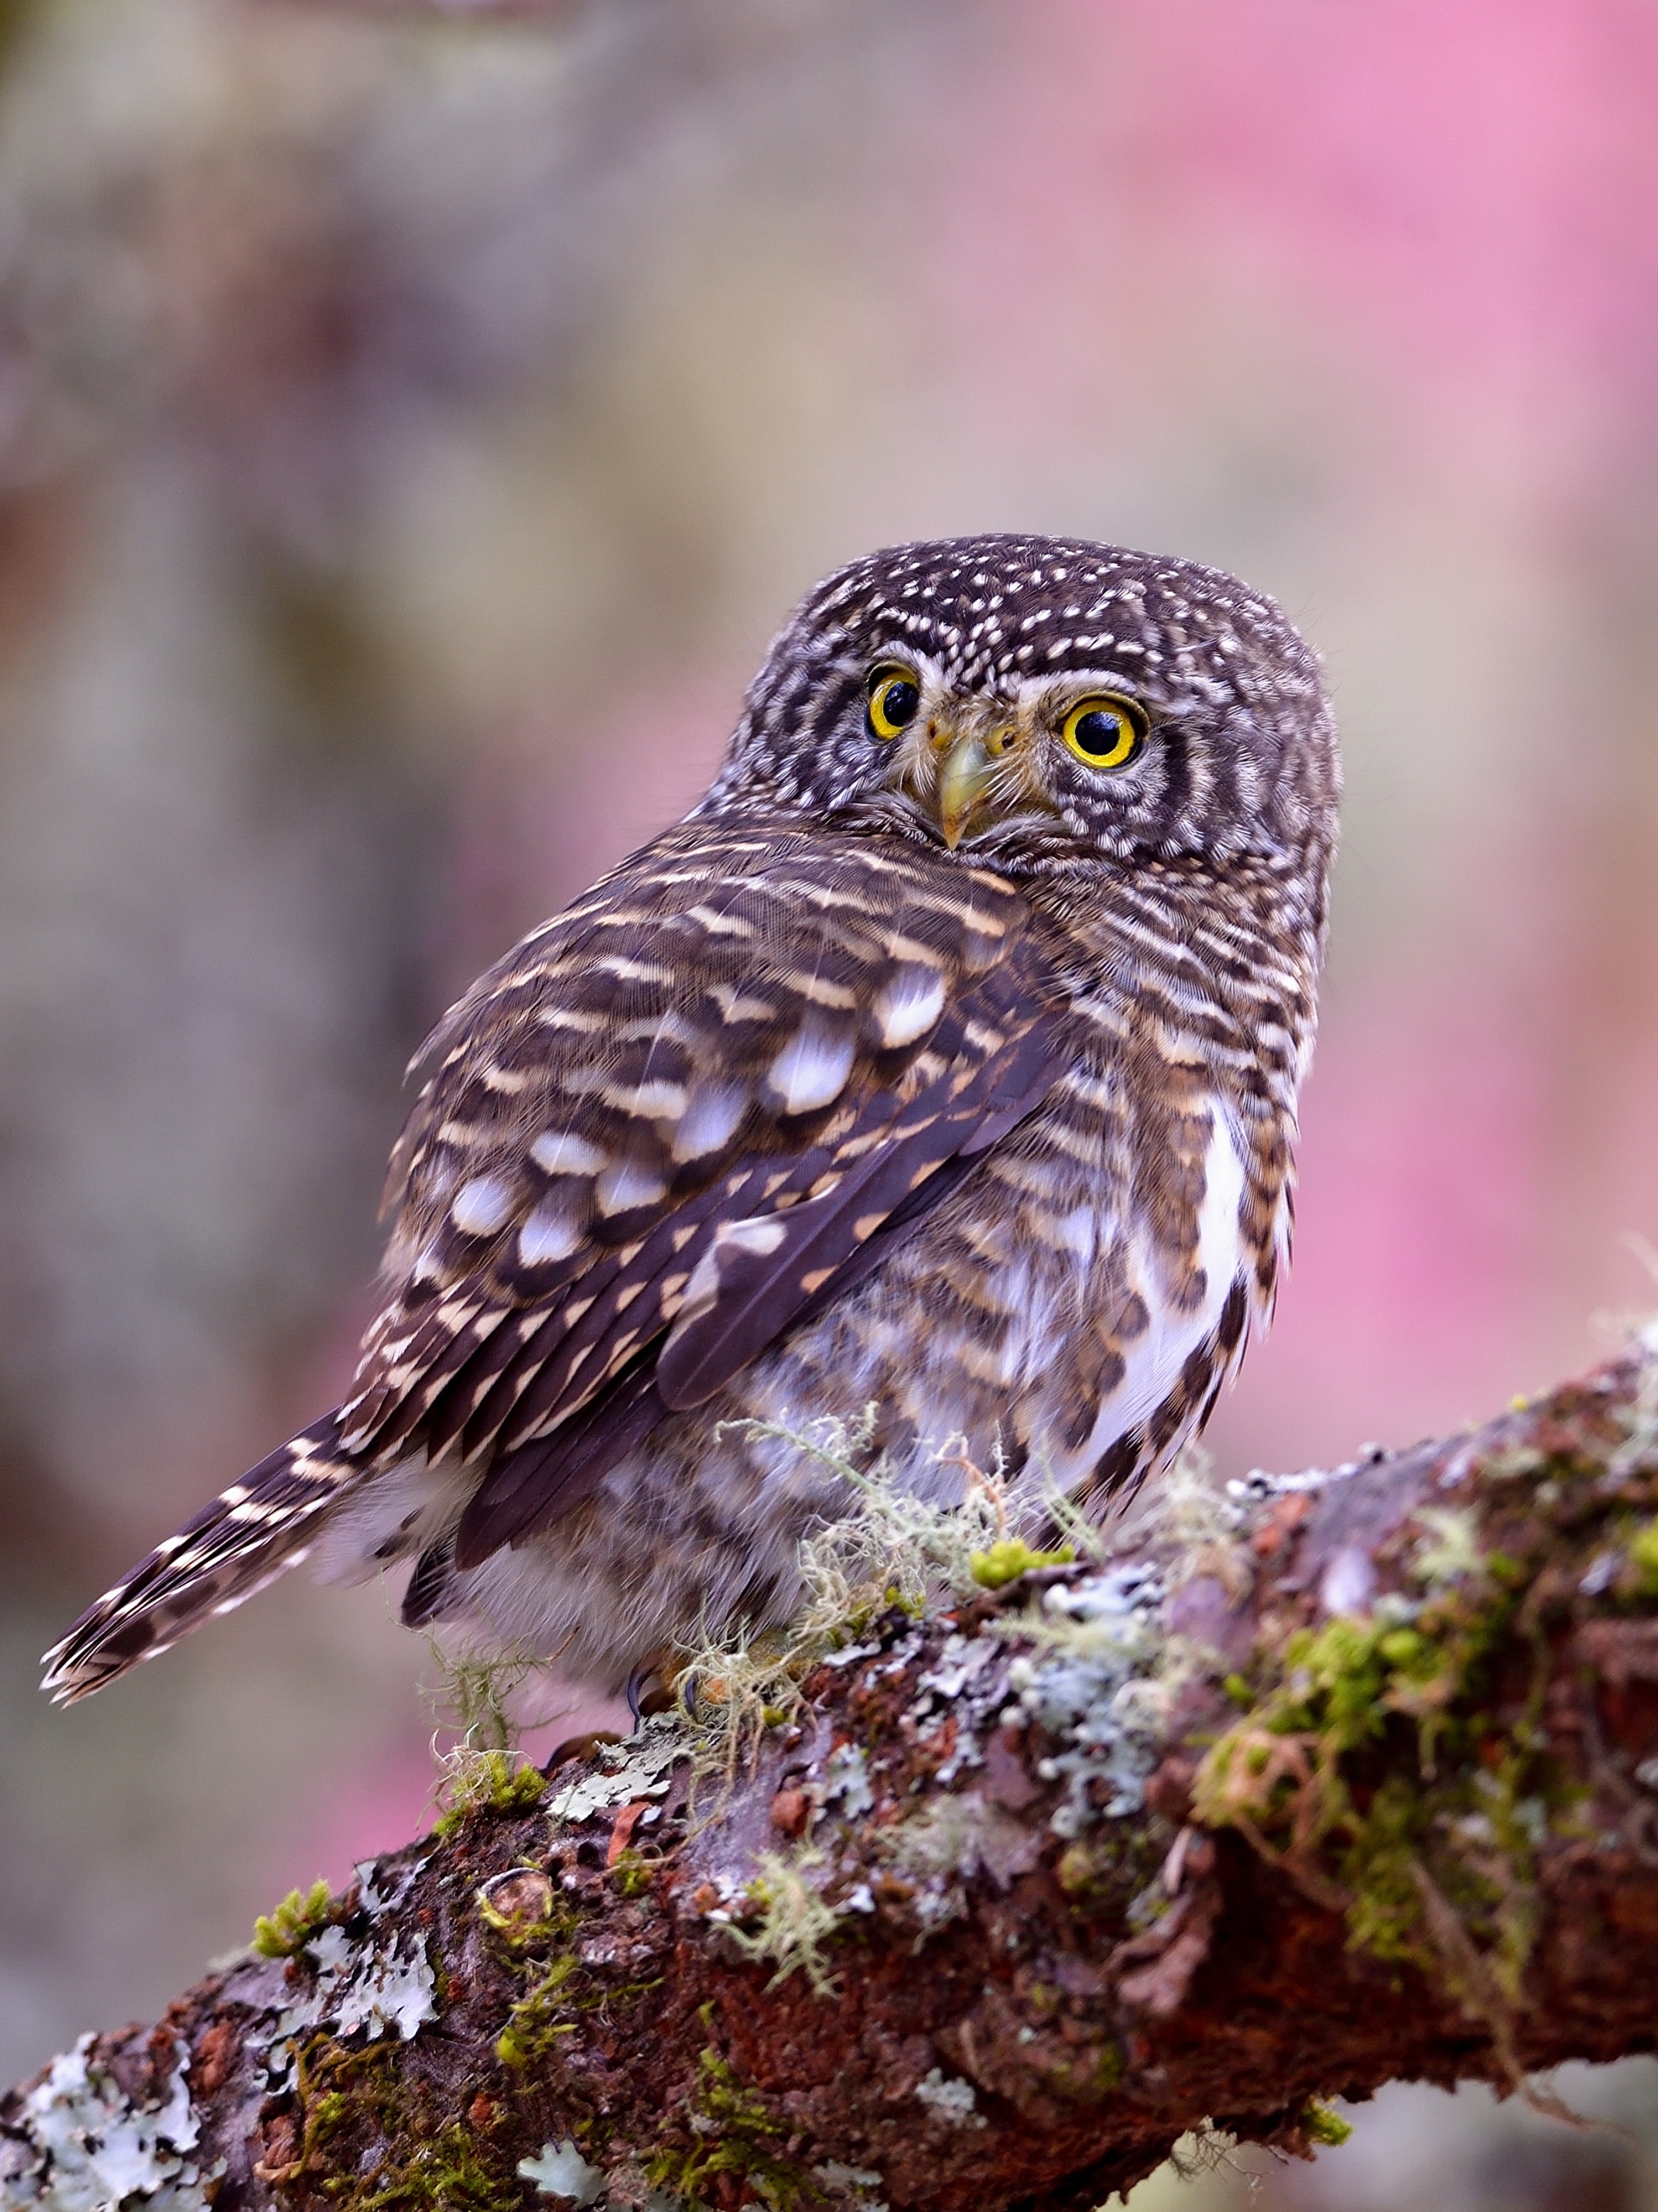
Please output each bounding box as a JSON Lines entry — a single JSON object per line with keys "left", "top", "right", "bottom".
{"left": 933, "top": 728, "right": 999, "bottom": 849}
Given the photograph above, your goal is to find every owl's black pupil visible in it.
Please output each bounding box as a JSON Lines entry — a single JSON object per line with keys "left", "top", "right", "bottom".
{"left": 1072, "top": 708, "right": 1123, "bottom": 756}
{"left": 875, "top": 678, "right": 918, "bottom": 728}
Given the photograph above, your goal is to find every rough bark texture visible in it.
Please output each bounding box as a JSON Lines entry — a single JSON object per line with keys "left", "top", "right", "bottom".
{"left": 7, "top": 1346, "right": 1658, "bottom": 2212}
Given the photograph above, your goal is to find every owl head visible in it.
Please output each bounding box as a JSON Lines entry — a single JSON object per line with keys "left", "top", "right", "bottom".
{"left": 704, "top": 533, "right": 1339, "bottom": 920}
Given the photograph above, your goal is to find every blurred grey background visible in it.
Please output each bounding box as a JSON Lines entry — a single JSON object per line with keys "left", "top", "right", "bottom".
{"left": 5, "top": 0, "right": 1658, "bottom": 2201}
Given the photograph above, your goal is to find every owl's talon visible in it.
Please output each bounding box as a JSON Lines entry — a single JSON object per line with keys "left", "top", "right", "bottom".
{"left": 625, "top": 1654, "right": 678, "bottom": 1728}
{"left": 542, "top": 1729, "right": 621, "bottom": 1776}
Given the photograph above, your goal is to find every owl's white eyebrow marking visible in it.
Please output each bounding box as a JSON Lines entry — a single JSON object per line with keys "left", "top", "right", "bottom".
{"left": 452, "top": 1175, "right": 513, "bottom": 1236}
{"left": 766, "top": 1023, "right": 856, "bottom": 1116}
{"left": 529, "top": 1130, "right": 607, "bottom": 1176}
{"left": 517, "top": 1199, "right": 585, "bottom": 1266}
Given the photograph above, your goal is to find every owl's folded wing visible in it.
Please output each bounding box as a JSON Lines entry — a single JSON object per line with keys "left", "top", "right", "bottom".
{"left": 339, "top": 819, "right": 1069, "bottom": 1563}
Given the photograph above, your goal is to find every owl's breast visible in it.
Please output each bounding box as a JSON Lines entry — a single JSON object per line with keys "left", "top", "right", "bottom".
{"left": 751, "top": 990, "right": 1263, "bottom": 1511}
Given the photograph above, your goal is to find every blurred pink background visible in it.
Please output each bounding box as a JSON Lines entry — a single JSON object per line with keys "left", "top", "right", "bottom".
{"left": 2, "top": 0, "right": 1657, "bottom": 2201}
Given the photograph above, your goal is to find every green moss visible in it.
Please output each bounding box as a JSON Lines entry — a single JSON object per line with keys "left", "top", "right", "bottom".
{"left": 970, "top": 1538, "right": 1076, "bottom": 1589}
{"left": 645, "top": 2040, "right": 815, "bottom": 2210}
{"left": 351, "top": 2123, "right": 517, "bottom": 2212}
{"left": 433, "top": 1750, "right": 548, "bottom": 1840}
{"left": 1303, "top": 2101, "right": 1353, "bottom": 2147}
{"left": 608, "top": 1848, "right": 655, "bottom": 1900}
{"left": 1093, "top": 2040, "right": 1127, "bottom": 2094}
{"left": 1410, "top": 1507, "right": 1485, "bottom": 1588}
{"left": 483, "top": 1878, "right": 658, "bottom": 2072}
{"left": 253, "top": 1877, "right": 334, "bottom": 1959}
{"left": 1340, "top": 1776, "right": 1431, "bottom": 1965}
{"left": 484, "top": 1883, "right": 592, "bottom": 2072}
{"left": 1043, "top": 2037, "right": 1127, "bottom": 2101}
{"left": 494, "top": 1954, "right": 583, "bottom": 2070}
{"left": 289, "top": 2039, "right": 521, "bottom": 2212}
{"left": 1629, "top": 1517, "right": 1658, "bottom": 1596}
{"left": 1197, "top": 1571, "right": 1516, "bottom": 1837}
{"left": 1055, "top": 1846, "right": 1099, "bottom": 1898}
{"left": 1192, "top": 1546, "right": 1550, "bottom": 2013}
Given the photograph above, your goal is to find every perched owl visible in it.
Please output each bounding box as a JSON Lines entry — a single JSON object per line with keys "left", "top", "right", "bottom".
{"left": 43, "top": 535, "right": 1338, "bottom": 1706}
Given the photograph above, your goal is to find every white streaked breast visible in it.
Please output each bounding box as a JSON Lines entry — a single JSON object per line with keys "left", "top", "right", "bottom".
{"left": 1069, "top": 1110, "right": 1249, "bottom": 1483}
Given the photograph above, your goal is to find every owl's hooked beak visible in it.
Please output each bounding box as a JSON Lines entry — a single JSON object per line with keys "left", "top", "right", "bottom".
{"left": 933, "top": 725, "right": 1002, "bottom": 849}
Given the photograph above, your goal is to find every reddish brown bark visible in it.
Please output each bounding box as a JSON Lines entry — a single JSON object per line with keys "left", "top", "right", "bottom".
{"left": 6, "top": 1351, "right": 1658, "bottom": 2212}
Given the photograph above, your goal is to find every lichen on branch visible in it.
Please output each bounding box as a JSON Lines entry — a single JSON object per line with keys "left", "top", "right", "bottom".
{"left": 6, "top": 1346, "right": 1658, "bottom": 2212}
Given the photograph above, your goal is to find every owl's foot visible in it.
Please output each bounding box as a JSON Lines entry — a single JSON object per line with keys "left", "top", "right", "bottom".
{"left": 542, "top": 1728, "right": 621, "bottom": 1776}
{"left": 624, "top": 1649, "right": 679, "bottom": 1728}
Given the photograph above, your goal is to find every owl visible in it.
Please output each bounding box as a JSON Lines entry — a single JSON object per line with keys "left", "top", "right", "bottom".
{"left": 43, "top": 535, "right": 1338, "bottom": 1707}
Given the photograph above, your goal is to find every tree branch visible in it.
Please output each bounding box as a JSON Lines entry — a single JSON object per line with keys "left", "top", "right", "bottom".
{"left": 7, "top": 1346, "right": 1658, "bottom": 2212}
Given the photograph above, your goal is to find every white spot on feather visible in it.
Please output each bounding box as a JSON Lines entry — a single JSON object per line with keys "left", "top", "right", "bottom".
{"left": 595, "top": 1158, "right": 668, "bottom": 1215}
{"left": 518, "top": 1200, "right": 585, "bottom": 1267}
{"left": 767, "top": 1023, "right": 855, "bottom": 1116}
{"left": 710, "top": 982, "right": 774, "bottom": 1023}
{"left": 672, "top": 1080, "right": 750, "bottom": 1162}
{"left": 530, "top": 1129, "right": 606, "bottom": 1177}
{"left": 721, "top": 1215, "right": 788, "bottom": 1258}
{"left": 452, "top": 1175, "right": 512, "bottom": 1236}
{"left": 872, "top": 967, "right": 946, "bottom": 1049}
{"left": 606, "top": 1079, "right": 687, "bottom": 1121}
{"left": 676, "top": 1214, "right": 789, "bottom": 1324}
{"left": 1055, "top": 1206, "right": 1097, "bottom": 1262}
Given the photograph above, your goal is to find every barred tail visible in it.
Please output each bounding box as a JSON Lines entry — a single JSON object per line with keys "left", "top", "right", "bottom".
{"left": 40, "top": 1413, "right": 364, "bottom": 1705}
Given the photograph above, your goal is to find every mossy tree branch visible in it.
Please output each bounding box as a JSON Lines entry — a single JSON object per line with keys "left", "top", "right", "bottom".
{"left": 7, "top": 1349, "right": 1658, "bottom": 2212}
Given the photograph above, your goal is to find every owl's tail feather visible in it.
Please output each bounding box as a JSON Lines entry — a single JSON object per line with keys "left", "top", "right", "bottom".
{"left": 40, "top": 1412, "right": 365, "bottom": 1705}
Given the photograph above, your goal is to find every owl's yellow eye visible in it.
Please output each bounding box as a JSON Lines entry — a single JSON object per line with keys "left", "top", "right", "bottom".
{"left": 866, "top": 666, "right": 921, "bottom": 741}
{"left": 1061, "top": 694, "right": 1147, "bottom": 772}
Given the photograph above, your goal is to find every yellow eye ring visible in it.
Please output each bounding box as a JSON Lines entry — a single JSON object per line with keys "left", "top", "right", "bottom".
{"left": 866, "top": 665, "right": 921, "bottom": 741}
{"left": 1061, "top": 693, "right": 1147, "bottom": 772}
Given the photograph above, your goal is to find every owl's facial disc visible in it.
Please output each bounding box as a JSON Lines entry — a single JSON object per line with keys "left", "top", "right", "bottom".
{"left": 865, "top": 660, "right": 1043, "bottom": 848}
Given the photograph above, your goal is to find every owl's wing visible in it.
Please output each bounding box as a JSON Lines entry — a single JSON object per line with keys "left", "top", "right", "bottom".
{"left": 340, "top": 818, "right": 1068, "bottom": 1563}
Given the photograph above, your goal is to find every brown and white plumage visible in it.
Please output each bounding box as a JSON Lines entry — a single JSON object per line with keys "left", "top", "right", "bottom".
{"left": 42, "top": 534, "right": 1338, "bottom": 1704}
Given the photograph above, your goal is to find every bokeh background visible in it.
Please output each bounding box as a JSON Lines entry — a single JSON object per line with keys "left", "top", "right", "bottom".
{"left": 4, "top": 0, "right": 1658, "bottom": 2201}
